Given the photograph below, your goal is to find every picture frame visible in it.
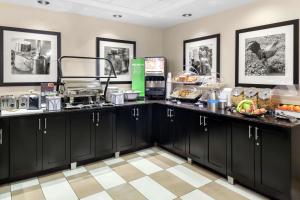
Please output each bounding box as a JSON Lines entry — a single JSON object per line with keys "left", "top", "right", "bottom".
{"left": 235, "top": 19, "right": 299, "bottom": 88}
{"left": 183, "top": 34, "right": 220, "bottom": 78}
{"left": 0, "top": 26, "right": 61, "bottom": 86}
{"left": 96, "top": 37, "right": 136, "bottom": 84}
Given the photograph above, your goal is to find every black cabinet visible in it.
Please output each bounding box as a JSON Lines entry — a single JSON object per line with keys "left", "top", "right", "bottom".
{"left": 42, "top": 114, "right": 70, "bottom": 170}
{"left": 116, "top": 105, "right": 151, "bottom": 152}
{"left": 157, "top": 106, "right": 186, "bottom": 155}
{"left": 229, "top": 121, "right": 290, "bottom": 199}
{"left": 70, "top": 111, "right": 95, "bottom": 162}
{"left": 0, "top": 119, "right": 9, "bottom": 180}
{"left": 95, "top": 109, "right": 115, "bottom": 157}
{"left": 188, "top": 112, "right": 227, "bottom": 175}
{"left": 10, "top": 116, "right": 42, "bottom": 178}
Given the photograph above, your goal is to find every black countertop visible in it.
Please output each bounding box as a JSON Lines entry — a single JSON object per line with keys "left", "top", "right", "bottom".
{"left": 1, "top": 100, "right": 299, "bottom": 129}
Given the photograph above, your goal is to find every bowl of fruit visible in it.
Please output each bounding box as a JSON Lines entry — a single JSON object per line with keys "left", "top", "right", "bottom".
{"left": 236, "top": 100, "right": 267, "bottom": 117}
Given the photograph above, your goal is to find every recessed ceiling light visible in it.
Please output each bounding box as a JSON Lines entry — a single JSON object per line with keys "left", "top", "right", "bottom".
{"left": 37, "top": 0, "right": 50, "bottom": 6}
{"left": 182, "top": 13, "right": 192, "bottom": 17}
{"left": 113, "top": 14, "right": 122, "bottom": 18}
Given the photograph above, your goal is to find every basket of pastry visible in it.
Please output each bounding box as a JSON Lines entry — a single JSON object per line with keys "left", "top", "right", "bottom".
{"left": 170, "top": 86, "right": 201, "bottom": 101}
{"left": 173, "top": 71, "right": 201, "bottom": 84}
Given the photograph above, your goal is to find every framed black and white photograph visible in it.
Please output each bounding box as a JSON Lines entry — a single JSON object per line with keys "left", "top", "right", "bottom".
{"left": 0, "top": 26, "right": 61, "bottom": 86}
{"left": 236, "top": 19, "right": 299, "bottom": 88}
{"left": 96, "top": 37, "right": 136, "bottom": 84}
{"left": 183, "top": 34, "right": 220, "bottom": 78}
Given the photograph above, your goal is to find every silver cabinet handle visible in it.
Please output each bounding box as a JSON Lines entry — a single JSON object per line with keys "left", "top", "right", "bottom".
{"left": 0, "top": 129, "right": 2, "bottom": 145}
{"left": 133, "top": 108, "right": 136, "bottom": 117}
{"left": 44, "top": 118, "right": 47, "bottom": 134}
{"left": 200, "top": 116, "right": 203, "bottom": 126}
{"left": 97, "top": 112, "right": 100, "bottom": 123}
{"left": 203, "top": 117, "right": 207, "bottom": 126}
{"left": 167, "top": 109, "right": 170, "bottom": 117}
{"left": 38, "top": 118, "right": 41, "bottom": 131}
{"left": 92, "top": 112, "right": 95, "bottom": 123}
{"left": 170, "top": 109, "right": 174, "bottom": 118}
{"left": 255, "top": 127, "right": 259, "bottom": 140}
{"left": 248, "top": 125, "right": 252, "bottom": 139}
{"left": 137, "top": 108, "right": 139, "bottom": 117}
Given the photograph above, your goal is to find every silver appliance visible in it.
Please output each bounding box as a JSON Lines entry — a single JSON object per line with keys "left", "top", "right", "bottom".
{"left": 145, "top": 57, "right": 167, "bottom": 99}
{"left": 1, "top": 95, "right": 17, "bottom": 110}
{"left": 60, "top": 80, "right": 103, "bottom": 106}
{"left": 18, "top": 94, "right": 29, "bottom": 109}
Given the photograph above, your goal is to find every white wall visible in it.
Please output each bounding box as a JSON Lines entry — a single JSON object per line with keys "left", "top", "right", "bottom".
{"left": 0, "top": 3, "right": 163, "bottom": 95}
{"left": 162, "top": 0, "right": 300, "bottom": 88}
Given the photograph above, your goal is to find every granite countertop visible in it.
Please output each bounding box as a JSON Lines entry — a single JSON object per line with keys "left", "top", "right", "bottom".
{"left": 0, "top": 100, "right": 299, "bottom": 128}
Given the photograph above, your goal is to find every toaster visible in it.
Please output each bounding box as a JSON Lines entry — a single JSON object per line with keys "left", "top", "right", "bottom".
{"left": 18, "top": 95, "right": 29, "bottom": 109}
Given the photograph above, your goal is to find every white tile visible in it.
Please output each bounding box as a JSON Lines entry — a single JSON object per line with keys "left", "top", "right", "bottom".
{"left": 136, "top": 149, "right": 155, "bottom": 156}
{"left": 11, "top": 177, "right": 39, "bottom": 191}
{"left": 167, "top": 165, "right": 211, "bottom": 188}
{"left": 158, "top": 152, "right": 186, "bottom": 164}
{"left": 63, "top": 166, "right": 87, "bottom": 177}
{"left": 128, "top": 157, "right": 163, "bottom": 175}
{"left": 215, "top": 179, "right": 269, "bottom": 200}
{"left": 41, "top": 177, "right": 78, "bottom": 200}
{"left": 90, "top": 166, "right": 126, "bottom": 189}
{"left": 180, "top": 190, "right": 214, "bottom": 200}
{"left": 81, "top": 191, "right": 113, "bottom": 200}
{"left": 0, "top": 192, "right": 11, "bottom": 200}
{"left": 130, "top": 176, "right": 176, "bottom": 200}
{"left": 103, "top": 157, "right": 125, "bottom": 165}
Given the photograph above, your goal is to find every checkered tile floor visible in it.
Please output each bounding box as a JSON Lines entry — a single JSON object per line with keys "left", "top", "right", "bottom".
{"left": 0, "top": 147, "right": 269, "bottom": 200}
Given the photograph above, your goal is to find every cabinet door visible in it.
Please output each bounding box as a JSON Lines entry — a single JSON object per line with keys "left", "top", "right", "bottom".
{"left": 70, "top": 111, "right": 95, "bottom": 162}
{"left": 230, "top": 122, "right": 254, "bottom": 188}
{"left": 0, "top": 120, "right": 9, "bottom": 180}
{"left": 206, "top": 116, "right": 227, "bottom": 175}
{"left": 136, "top": 105, "right": 151, "bottom": 149}
{"left": 10, "top": 116, "right": 42, "bottom": 178}
{"left": 172, "top": 108, "right": 186, "bottom": 156}
{"left": 158, "top": 107, "right": 172, "bottom": 149}
{"left": 116, "top": 107, "right": 135, "bottom": 152}
{"left": 43, "top": 114, "right": 70, "bottom": 170}
{"left": 254, "top": 126, "right": 290, "bottom": 199}
{"left": 95, "top": 109, "right": 115, "bottom": 157}
{"left": 188, "top": 112, "right": 206, "bottom": 164}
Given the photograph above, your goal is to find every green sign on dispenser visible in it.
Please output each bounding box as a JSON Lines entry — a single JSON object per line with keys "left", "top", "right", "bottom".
{"left": 131, "top": 58, "right": 145, "bottom": 97}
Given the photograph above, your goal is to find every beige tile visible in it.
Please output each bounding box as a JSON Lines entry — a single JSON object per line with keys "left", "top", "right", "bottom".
{"left": 85, "top": 161, "right": 106, "bottom": 171}
{"left": 150, "top": 171, "right": 195, "bottom": 196}
{"left": 199, "top": 182, "right": 248, "bottom": 200}
{"left": 109, "top": 161, "right": 128, "bottom": 168}
{"left": 11, "top": 185, "right": 45, "bottom": 200}
{"left": 0, "top": 184, "right": 10, "bottom": 194}
{"left": 182, "top": 163, "right": 221, "bottom": 181}
{"left": 68, "top": 172, "right": 103, "bottom": 199}
{"left": 121, "top": 153, "right": 140, "bottom": 161}
{"left": 146, "top": 154, "right": 177, "bottom": 169}
{"left": 38, "top": 172, "right": 64, "bottom": 184}
{"left": 144, "top": 152, "right": 159, "bottom": 159}
{"left": 107, "top": 183, "right": 146, "bottom": 200}
{"left": 113, "top": 163, "right": 145, "bottom": 182}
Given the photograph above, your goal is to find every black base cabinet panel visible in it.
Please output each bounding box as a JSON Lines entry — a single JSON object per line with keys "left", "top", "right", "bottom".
{"left": 228, "top": 121, "right": 292, "bottom": 199}
{"left": 116, "top": 105, "right": 152, "bottom": 152}
{"left": 10, "top": 116, "right": 42, "bottom": 178}
{"left": 188, "top": 112, "right": 227, "bottom": 175}
{"left": 70, "top": 111, "right": 95, "bottom": 162}
{"left": 0, "top": 119, "right": 9, "bottom": 180}
{"left": 95, "top": 109, "right": 115, "bottom": 157}
{"left": 43, "top": 113, "right": 70, "bottom": 170}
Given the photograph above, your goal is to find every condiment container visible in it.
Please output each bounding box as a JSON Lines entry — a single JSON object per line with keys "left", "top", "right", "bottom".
{"left": 111, "top": 93, "right": 124, "bottom": 105}
{"left": 231, "top": 87, "right": 244, "bottom": 107}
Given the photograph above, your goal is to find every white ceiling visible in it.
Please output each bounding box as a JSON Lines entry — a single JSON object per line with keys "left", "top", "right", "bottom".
{"left": 0, "top": 0, "right": 256, "bottom": 28}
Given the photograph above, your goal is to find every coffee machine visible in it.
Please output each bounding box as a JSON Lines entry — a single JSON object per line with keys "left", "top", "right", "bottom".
{"left": 145, "top": 57, "right": 166, "bottom": 99}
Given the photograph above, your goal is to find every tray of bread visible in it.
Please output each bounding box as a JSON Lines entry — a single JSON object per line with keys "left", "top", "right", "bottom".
{"left": 172, "top": 71, "right": 201, "bottom": 84}
{"left": 170, "top": 86, "right": 201, "bottom": 100}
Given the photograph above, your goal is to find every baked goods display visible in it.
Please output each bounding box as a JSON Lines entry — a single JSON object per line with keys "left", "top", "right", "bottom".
{"left": 173, "top": 72, "right": 200, "bottom": 84}
{"left": 171, "top": 86, "right": 201, "bottom": 100}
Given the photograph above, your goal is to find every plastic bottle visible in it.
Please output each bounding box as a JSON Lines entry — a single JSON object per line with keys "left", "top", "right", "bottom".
{"left": 166, "top": 72, "right": 172, "bottom": 100}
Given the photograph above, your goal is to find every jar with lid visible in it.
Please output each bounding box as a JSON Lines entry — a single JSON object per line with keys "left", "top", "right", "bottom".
{"left": 258, "top": 89, "right": 272, "bottom": 109}
{"left": 231, "top": 87, "right": 244, "bottom": 107}
{"left": 244, "top": 87, "right": 258, "bottom": 105}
